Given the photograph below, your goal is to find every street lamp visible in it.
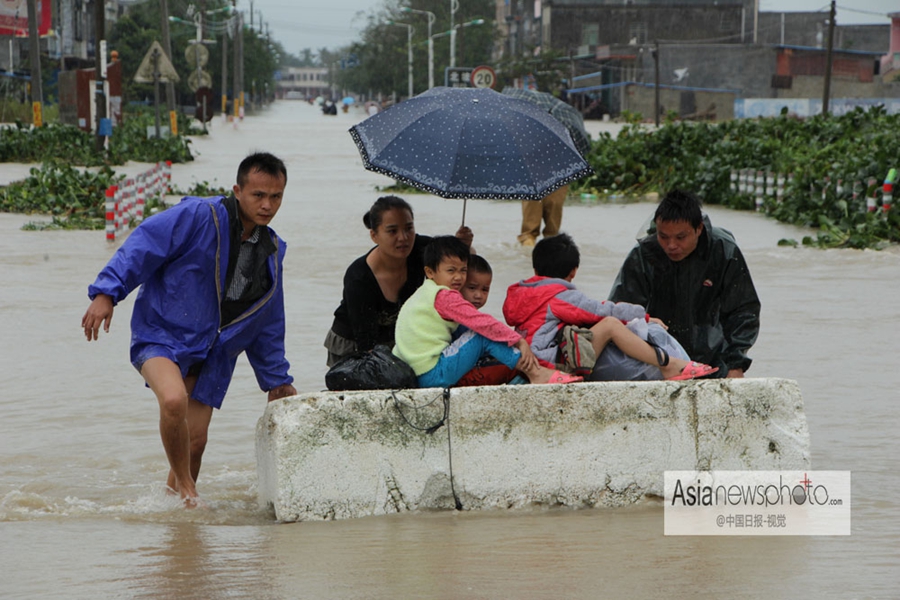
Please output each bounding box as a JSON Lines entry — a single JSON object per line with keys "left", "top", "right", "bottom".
{"left": 388, "top": 21, "right": 415, "bottom": 99}
{"left": 402, "top": 7, "right": 436, "bottom": 89}
{"left": 450, "top": 0, "right": 459, "bottom": 45}
{"left": 431, "top": 18, "right": 485, "bottom": 69}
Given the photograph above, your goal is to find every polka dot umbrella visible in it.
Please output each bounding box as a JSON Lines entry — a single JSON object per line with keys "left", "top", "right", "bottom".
{"left": 500, "top": 86, "right": 592, "bottom": 157}
{"left": 349, "top": 86, "right": 593, "bottom": 225}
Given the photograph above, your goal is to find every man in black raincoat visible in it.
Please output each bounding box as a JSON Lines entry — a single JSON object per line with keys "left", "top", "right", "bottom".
{"left": 608, "top": 190, "right": 760, "bottom": 378}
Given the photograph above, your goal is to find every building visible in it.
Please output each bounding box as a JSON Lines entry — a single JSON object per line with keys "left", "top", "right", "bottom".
{"left": 275, "top": 66, "right": 330, "bottom": 100}
{"left": 1, "top": 0, "right": 126, "bottom": 73}
{"left": 495, "top": 0, "right": 896, "bottom": 119}
{"left": 881, "top": 11, "right": 900, "bottom": 82}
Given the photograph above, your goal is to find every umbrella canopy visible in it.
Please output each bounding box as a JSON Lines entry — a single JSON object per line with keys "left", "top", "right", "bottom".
{"left": 349, "top": 87, "right": 593, "bottom": 202}
{"left": 501, "top": 87, "right": 591, "bottom": 157}
{"left": 342, "top": 96, "right": 355, "bottom": 105}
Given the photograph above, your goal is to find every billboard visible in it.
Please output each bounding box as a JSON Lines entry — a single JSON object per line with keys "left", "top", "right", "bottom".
{"left": 0, "top": 0, "right": 51, "bottom": 37}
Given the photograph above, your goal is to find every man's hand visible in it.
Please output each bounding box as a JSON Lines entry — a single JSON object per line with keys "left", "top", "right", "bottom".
{"left": 648, "top": 317, "right": 668, "bottom": 329}
{"left": 514, "top": 338, "right": 539, "bottom": 374}
{"left": 82, "top": 294, "right": 114, "bottom": 341}
{"left": 455, "top": 226, "right": 474, "bottom": 248}
{"left": 268, "top": 384, "right": 297, "bottom": 402}
{"left": 726, "top": 369, "right": 744, "bottom": 378}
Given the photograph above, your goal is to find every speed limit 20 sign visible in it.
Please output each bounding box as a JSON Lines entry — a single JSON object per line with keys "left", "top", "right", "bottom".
{"left": 471, "top": 65, "right": 496, "bottom": 89}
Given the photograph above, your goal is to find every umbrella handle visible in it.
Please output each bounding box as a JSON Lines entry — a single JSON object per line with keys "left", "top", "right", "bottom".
{"left": 461, "top": 199, "right": 467, "bottom": 228}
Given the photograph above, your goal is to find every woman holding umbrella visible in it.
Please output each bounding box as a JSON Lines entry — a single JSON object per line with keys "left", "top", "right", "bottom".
{"left": 324, "top": 195, "right": 473, "bottom": 367}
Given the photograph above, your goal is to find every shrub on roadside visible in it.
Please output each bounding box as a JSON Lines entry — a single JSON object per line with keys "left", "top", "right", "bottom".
{"left": 576, "top": 107, "right": 900, "bottom": 248}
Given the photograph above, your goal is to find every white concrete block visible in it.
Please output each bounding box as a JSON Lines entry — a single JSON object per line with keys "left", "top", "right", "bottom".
{"left": 256, "top": 378, "right": 810, "bottom": 522}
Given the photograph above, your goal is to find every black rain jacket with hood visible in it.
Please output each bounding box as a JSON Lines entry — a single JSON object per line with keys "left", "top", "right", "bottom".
{"left": 608, "top": 215, "right": 760, "bottom": 374}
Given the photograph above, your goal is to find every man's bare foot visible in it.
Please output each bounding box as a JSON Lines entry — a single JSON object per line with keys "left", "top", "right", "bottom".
{"left": 183, "top": 495, "right": 208, "bottom": 509}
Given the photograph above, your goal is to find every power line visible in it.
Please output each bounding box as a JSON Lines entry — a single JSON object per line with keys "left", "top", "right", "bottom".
{"left": 836, "top": 5, "right": 891, "bottom": 19}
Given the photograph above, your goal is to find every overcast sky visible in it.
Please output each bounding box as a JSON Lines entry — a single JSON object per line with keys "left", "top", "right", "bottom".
{"left": 241, "top": 0, "right": 896, "bottom": 59}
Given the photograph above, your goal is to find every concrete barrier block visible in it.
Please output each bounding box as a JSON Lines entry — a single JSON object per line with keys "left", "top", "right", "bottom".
{"left": 256, "top": 378, "right": 810, "bottom": 522}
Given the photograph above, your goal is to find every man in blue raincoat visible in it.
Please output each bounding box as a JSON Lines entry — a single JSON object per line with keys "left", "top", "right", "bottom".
{"left": 81, "top": 152, "right": 297, "bottom": 505}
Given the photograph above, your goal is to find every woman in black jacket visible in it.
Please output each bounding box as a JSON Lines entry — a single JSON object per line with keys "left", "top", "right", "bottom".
{"left": 324, "top": 195, "right": 473, "bottom": 366}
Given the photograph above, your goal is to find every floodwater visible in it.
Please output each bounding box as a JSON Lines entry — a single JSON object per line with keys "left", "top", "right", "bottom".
{"left": 1, "top": 102, "right": 897, "bottom": 599}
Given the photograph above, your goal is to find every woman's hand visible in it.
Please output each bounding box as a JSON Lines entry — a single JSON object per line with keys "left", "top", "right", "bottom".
{"left": 455, "top": 226, "right": 474, "bottom": 248}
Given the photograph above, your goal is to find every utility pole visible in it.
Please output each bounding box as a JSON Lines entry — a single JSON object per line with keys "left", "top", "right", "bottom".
{"left": 449, "top": 0, "right": 458, "bottom": 67}
{"left": 94, "top": 0, "right": 107, "bottom": 151}
{"left": 221, "top": 22, "right": 228, "bottom": 119}
{"left": 569, "top": 49, "right": 575, "bottom": 88}
{"left": 233, "top": 8, "right": 241, "bottom": 122}
{"left": 26, "top": 0, "right": 42, "bottom": 126}
{"left": 159, "top": 0, "right": 177, "bottom": 126}
{"left": 822, "top": 0, "right": 836, "bottom": 115}
{"left": 238, "top": 11, "right": 244, "bottom": 118}
{"left": 753, "top": 0, "right": 759, "bottom": 44}
{"left": 191, "top": 13, "right": 207, "bottom": 132}
{"left": 653, "top": 41, "right": 660, "bottom": 127}
{"left": 406, "top": 24, "right": 413, "bottom": 98}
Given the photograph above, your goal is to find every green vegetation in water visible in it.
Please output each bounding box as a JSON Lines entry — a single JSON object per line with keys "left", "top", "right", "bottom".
{"left": 0, "top": 101, "right": 60, "bottom": 124}
{"left": 169, "top": 180, "right": 230, "bottom": 198}
{"left": 375, "top": 180, "right": 427, "bottom": 194}
{"left": 1, "top": 160, "right": 122, "bottom": 230}
{"left": 0, "top": 162, "right": 232, "bottom": 231}
{"left": 574, "top": 107, "right": 900, "bottom": 249}
{"left": 0, "top": 160, "right": 150, "bottom": 231}
{"left": 0, "top": 109, "right": 209, "bottom": 230}
{"left": 0, "top": 112, "right": 194, "bottom": 166}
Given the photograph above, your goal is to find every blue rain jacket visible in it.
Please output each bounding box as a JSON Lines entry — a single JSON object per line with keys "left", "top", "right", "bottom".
{"left": 88, "top": 196, "right": 293, "bottom": 408}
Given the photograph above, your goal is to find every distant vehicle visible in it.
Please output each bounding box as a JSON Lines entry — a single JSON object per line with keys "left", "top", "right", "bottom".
{"left": 285, "top": 91, "right": 304, "bottom": 100}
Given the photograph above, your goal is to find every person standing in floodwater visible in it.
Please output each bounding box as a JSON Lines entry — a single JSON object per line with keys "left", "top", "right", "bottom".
{"left": 80, "top": 152, "right": 297, "bottom": 506}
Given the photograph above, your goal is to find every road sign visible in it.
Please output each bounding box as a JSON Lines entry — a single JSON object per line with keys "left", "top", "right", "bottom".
{"left": 471, "top": 65, "right": 496, "bottom": 89}
{"left": 444, "top": 67, "right": 472, "bottom": 88}
{"left": 134, "top": 41, "right": 180, "bottom": 83}
{"left": 187, "top": 70, "right": 213, "bottom": 92}
{"left": 196, "top": 87, "right": 215, "bottom": 122}
{"left": 185, "top": 43, "right": 209, "bottom": 68}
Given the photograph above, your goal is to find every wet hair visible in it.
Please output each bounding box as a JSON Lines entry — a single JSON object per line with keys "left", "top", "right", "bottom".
{"left": 468, "top": 254, "right": 492, "bottom": 276}
{"left": 655, "top": 189, "right": 703, "bottom": 228}
{"left": 363, "top": 195, "right": 414, "bottom": 230}
{"left": 423, "top": 235, "right": 470, "bottom": 271}
{"left": 236, "top": 152, "right": 287, "bottom": 187}
{"left": 532, "top": 233, "right": 580, "bottom": 279}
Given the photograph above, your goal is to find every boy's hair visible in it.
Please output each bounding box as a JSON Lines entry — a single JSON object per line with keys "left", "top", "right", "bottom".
{"left": 655, "top": 189, "right": 703, "bottom": 228}
{"left": 467, "top": 254, "right": 492, "bottom": 276}
{"left": 532, "top": 233, "right": 579, "bottom": 279}
{"left": 423, "top": 235, "right": 470, "bottom": 271}
{"left": 363, "top": 195, "right": 414, "bottom": 230}
{"left": 237, "top": 152, "right": 287, "bottom": 186}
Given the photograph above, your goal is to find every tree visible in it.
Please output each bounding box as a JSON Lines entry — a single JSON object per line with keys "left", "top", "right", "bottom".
{"left": 494, "top": 48, "right": 569, "bottom": 92}
{"left": 109, "top": 0, "right": 278, "bottom": 110}
{"left": 335, "top": 0, "right": 496, "bottom": 97}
